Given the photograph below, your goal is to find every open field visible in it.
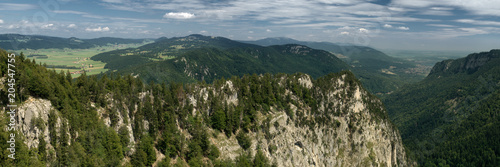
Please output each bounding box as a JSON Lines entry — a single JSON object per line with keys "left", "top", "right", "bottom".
{"left": 14, "top": 43, "right": 149, "bottom": 78}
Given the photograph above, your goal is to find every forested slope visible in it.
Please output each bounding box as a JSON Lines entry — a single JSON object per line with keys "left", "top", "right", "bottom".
{"left": 384, "top": 49, "right": 500, "bottom": 166}
{"left": 0, "top": 48, "right": 411, "bottom": 166}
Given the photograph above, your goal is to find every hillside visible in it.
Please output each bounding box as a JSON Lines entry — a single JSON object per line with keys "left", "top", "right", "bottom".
{"left": 243, "top": 37, "right": 424, "bottom": 94}
{"left": 91, "top": 34, "right": 351, "bottom": 84}
{"left": 383, "top": 49, "right": 500, "bottom": 166}
{"left": 0, "top": 34, "right": 147, "bottom": 50}
{"left": 0, "top": 48, "right": 412, "bottom": 166}
{"left": 90, "top": 34, "right": 262, "bottom": 71}
{"left": 116, "top": 44, "right": 350, "bottom": 84}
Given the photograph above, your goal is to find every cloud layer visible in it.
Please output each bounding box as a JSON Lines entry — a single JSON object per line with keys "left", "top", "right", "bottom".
{"left": 0, "top": 0, "right": 498, "bottom": 51}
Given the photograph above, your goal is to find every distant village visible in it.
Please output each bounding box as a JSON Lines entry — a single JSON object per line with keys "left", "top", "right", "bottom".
{"left": 70, "top": 57, "right": 93, "bottom": 75}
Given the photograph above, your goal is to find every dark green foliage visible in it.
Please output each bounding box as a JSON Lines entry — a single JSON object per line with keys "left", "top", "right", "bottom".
{"left": 384, "top": 50, "right": 500, "bottom": 166}
{"left": 92, "top": 34, "right": 349, "bottom": 85}
{"left": 211, "top": 109, "right": 227, "bottom": 131}
{"left": 214, "top": 151, "right": 272, "bottom": 167}
{"left": 243, "top": 37, "right": 424, "bottom": 94}
{"left": 118, "top": 126, "right": 130, "bottom": 153}
{"left": 208, "top": 145, "right": 220, "bottom": 161}
{"left": 236, "top": 131, "right": 252, "bottom": 150}
{"left": 254, "top": 149, "right": 271, "bottom": 167}
{"left": 157, "top": 157, "right": 171, "bottom": 167}
{"left": 0, "top": 47, "right": 390, "bottom": 166}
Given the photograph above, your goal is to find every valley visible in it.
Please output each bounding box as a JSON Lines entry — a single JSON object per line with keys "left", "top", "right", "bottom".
{"left": 0, "top": 34, "right": 498, "bottom": 167}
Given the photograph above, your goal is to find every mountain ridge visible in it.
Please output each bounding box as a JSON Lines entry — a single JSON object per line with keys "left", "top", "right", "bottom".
{"left": 242, "top": 37, "right": 424, "bottom": 94}
{"left": 0, "top": 34, "right": 148, "bottom": 50}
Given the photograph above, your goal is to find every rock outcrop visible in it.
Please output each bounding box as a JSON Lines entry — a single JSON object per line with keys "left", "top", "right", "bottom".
{"left": 202, "top": 73, "right": 410, "bottom": 167}
{"left": 429, "top": 49, "right": 500, "bottom": 76}
{"left": 14, "top": 71, "right": 412, "bottom": 166}
{"left": 15, "top": 96, "right": 68, "bottom": 153}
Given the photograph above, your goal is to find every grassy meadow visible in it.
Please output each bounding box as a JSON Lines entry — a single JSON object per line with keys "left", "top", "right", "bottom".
{"left": 15, "top": 43, "right": 148, "bottom": 78}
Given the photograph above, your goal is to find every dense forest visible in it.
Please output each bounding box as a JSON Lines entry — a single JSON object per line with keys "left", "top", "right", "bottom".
{"left": 0, "top": 48, "right": 275, "bottom": 166}
{"left": 91, "top": 34, "right": 423, "bottom": 95}
{"left": 1, "top": 48, "right": 398, "bottom": 166}
{"left": 383, "top": 50, "right": 500, "bottom": 166}
{"left": 242, "top": 37, "right": 424, "bottom": 94}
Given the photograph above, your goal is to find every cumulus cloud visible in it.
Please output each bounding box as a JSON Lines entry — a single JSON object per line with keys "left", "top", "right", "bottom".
{"left": 67, "top": 24, "right": 77, "bottom": 28}
{"left": 397, "top": 26, "right": 410, "bottom": 30}
{"left": 383, "top": 24, "right": 392, "bottom": 28}
{"left": 340, "top": 31, "right": 350, "bottom": 35}
{"left": 164, "top": 12, "right": 195, "bottom": 19}
{"left": 41, "top": 24, "right": 54, "bottom": 29}
{"left": 358, "top": 28, "right": 369, "bottom": 33}
{"left": 0, "top": 19, "right": 3, "bottom": 24}
{"left": 85, "top": 26, "right": 110, "bottom": 32}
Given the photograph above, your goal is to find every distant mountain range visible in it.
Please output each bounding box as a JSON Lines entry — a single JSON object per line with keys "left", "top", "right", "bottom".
{"left": 384, "top": 49, "right": 500, "bottom": 166}
{"left": 242, "top": 37, "right": 423, "bottom": 94}
{"left": 0, "top": 34, "right": 148, "bottom": 50}
{"left": 0, "top": 34, "right": 423, "bottom": 94}
{"left": 89, "top": 34, "right": 426, "bottom": 94}
{"left": 92, "top": 34, "right": 349, "bottom": 84}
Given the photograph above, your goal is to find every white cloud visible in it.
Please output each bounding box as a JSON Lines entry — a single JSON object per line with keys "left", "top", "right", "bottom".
{"left": 53, "top": 10, "right": 88, "bottom": 15}
{"left": 67, "top": 24, "right": 77, "bottom": 28}
{"left": 0, "top": 19, "right": 3, "bottom": 24}
{"left": 0, "top": 3, "right": 37, "bottom": 10}
{"left": 397, "top": 26, "right": 410, "bottom": 30}
{"left": 383, "top": 24, "right": 392, "bottom": 28}
{"left": 456, "top": 19, "right": 500, "bottom": 26}
{"left": 41, "top": 24, "right": 54, "bottom": 29}
{"left": 340, "top": 31, "right": 350, "bottom": 35}
{"left": 200, "top": 30, "right": 207, "bottom": 34}
{"left": 427, "top": 24, "right": 455, "bottom": 28}
{"left": 164, "top": 12, "right": 195, "bottom": 19}
{"left": 359, "top": 28, "right": 369, "bottom": 33}
{"left": 85, "top": 26, "right": 110, "bottom": 32}
{"left": 102, "top": 0, "right": 125, "bottom": 3}
{"left": 316, "top": 0, "right": 363, "bottom": 5}
{"left": 391, "top": 0, "right": 500, "bottom": 16}
{"left": 266, "top": 29, "right": 272, "bottom": 32}
{"left": 459, "top": 28, "right": 488, "bottom": 34}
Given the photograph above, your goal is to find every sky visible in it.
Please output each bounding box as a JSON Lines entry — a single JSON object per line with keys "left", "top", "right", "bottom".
{"left": 0, "top": 0, "right": 499, "bottom": 52}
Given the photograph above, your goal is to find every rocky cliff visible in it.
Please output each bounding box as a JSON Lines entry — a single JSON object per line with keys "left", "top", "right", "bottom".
{"left": 13, "top": 71, "right": 412, "bottom": 166}
{"left": 429, "top": 49, "right": 500, "bottom": 76}
{"left": 200, "top": 72, "right": 410, "bottom": 167}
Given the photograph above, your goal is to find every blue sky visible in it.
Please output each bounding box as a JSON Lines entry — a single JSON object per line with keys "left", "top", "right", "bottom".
{"left": 0, "top": 0, "right": 499, "bottom": 52}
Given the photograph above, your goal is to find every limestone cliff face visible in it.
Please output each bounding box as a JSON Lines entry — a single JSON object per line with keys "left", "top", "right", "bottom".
{"left": 429, "top": 49, "right": 500, "bottom": 76}
{"left": 14, "top": 96, "right": 67, "bottom": 154}
{"left": 15, "top": 72, "right": 412, "bottom": 166}
{"left": 186, "top": 72, "right": 411, "bottom": 167}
